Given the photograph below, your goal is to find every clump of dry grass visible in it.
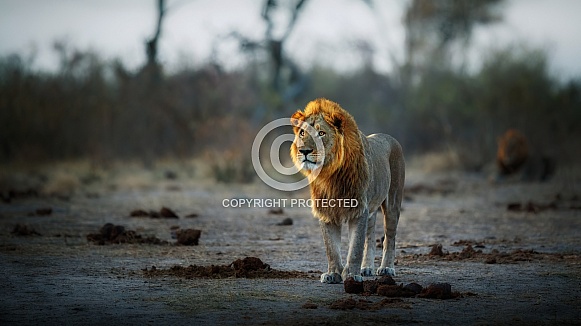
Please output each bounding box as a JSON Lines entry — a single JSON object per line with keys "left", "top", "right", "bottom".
{"left": 410, "top": 149, "right": 462, "bottom": 173}
{"left": 41, "top": 172, "right": 80, "bottom": 198}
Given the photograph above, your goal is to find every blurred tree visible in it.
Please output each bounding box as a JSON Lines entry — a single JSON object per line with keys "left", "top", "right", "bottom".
{"left": 402, "top": 0, "right": 504, "bottom": 82}
{"left": 229, "top": 0, "right": 309, "bottom": 110}
{"left": 262, "top": 0, "right": 308, "bottom": 98}
{"left": 142, "top": 0, "right": 166, "bottom": 82}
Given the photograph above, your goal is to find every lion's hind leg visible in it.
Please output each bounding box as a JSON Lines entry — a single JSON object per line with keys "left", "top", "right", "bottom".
{"left": 377, "top": 198, "right": 398, "bottom": 277}
{"left": 377, "top": 138, "right": 405, "bottom": 277}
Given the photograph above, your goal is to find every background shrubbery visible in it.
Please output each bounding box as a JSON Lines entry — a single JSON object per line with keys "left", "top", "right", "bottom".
{"left": 1, "top": 43, "right": 579, "bottom": 173}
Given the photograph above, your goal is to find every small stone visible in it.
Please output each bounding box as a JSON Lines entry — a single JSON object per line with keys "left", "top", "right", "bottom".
{"left": 344, "top": 277, "right": 364, "bottom": 294}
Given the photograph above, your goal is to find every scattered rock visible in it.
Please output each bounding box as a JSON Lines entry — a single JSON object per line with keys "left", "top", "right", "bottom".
{"left": 429, "top": 243, "right": 445, "bottom": 256}
{"left": 276, "top": 217, "right": 293, "bottom": 226}
{"left": 363, "top": 279, "right": 379, "bottom": 294}
{"left": 507, "top": 201, "right": 558, "bottom": 213}
{"left": 160, "top": 207, "right": 179, "bottom": 218}
{"left": 176, "top": 229, "right": 201, "bottom": 246}
{"left": 184, "top": 213, "right": 199, "bottom": 218}
{"left": 344, "top": 277, "right": 364, "bottom": 294}
{"left": 418, "top": 283, "right": 460, "bottom": 299}
{"left": 12, "top": 224, "right": 41, "bottom": 236}
{"left": 403, "top": 282, "right": 423, "bottom": 295}
{"left": 86, "top": 223, "right": 168, "bottom": 245}
{"left": 377, "top": 275, "right": 396, "bottom": 285}
{"left": 269, "top": 208, "right": 284, "bottom": 215}
{"left": 345, "top": 275, "right": 462, "bottom": 300}
{"left": 130, "top": 209, "right": 150, "bottom": 217}
{"left": 301, "top": 302, "right": 318, "bottom": 309}
{"left": 459, "top": 244, "right": 478, "bottom": 259}
{"left": 130, "top": 207, "right": 179, "bottom": 218}
{"left": 164, "top": 170, "right": 177, "bottom": 180}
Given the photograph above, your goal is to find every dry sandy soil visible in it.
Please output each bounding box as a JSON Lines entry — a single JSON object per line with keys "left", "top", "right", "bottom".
{"left": 0, "top": 163, "right": 580, "bottom": 325}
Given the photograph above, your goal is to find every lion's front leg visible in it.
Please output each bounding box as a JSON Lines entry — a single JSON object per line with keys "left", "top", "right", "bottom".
{"left": 361, "top": 210, "right": 377, "bottom": 277}
{"left": 319, "top": 220, "right": 343, "bottom": 284}
{"left": 342, "top": 212, "right": 368, "bottom": 282}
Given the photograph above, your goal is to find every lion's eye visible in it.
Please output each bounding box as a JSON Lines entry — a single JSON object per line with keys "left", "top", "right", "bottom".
{"left": 318, "top": 131, "right": 326, "bottom": 137}
{"left": 299, "top": 129, "right": 305, "bottom": 137}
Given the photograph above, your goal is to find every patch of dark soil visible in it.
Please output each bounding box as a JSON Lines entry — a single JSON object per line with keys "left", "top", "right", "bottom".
{"left": 28, "top": 207, "right": 52, "bottom": 216}
{"left": 86, "top": 223, "right": 168, "bottom": 245}
{"left": 129, "top": 207, "right": 179, "bottom": 218}
{"left": 329, "top": 297, "right": 364, "bottom": 310}
{"left": 175, "top": 228, "right": 201, "bottom": 246}
{"left": 1, "top": 188, "right": 39, "bottom": 203}
{"left": 130, "top": 209, "right": 150, "bottom": 217}
{"left": 142, "top": 257, "right": 314, "bottom": 279}
{"left": 12, "top": 224, "right": 41, "bottom": 236}
{"left": 410, "top": 244, "right": 576, "bottom": 264}
{"left": 276, "top": 217, "right": 293, "bottom": 226}
{"left": 301, "top": 302, "right": 318, "bottom": 309}
{"left": 507, "top": 201, "right": 558, "bottom": 213}
{"left": 184, "top": 213, "right": 199, "bottom": 218}
{"left": 329, "top": 297, "right": 412, "bottom": 310}
{"left": 376, "top": 284, "right": 417, "bottom": 297}
{"left": 269, "top": 208, "right": 284, "bottom": 215}
{"left": 452, "top": 239, "right": 485, "bottom": 248}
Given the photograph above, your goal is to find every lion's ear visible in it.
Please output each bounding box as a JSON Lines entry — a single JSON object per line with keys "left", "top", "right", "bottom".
{"left": 330, "top": 111, "right": 344, "bottom": 134}
{"left": 290, "top": 110, "right": 305, "bottom": 130}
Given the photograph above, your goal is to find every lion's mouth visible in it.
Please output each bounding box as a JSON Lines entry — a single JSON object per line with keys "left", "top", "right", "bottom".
{"left": 300, "top": 157, "right": 322, "bottom": 171}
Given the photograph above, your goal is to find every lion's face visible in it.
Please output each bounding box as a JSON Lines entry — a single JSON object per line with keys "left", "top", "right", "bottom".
{"left": 497, "top": 129, "right": 528, "bottom": 173}
{"left": 291, "top": 113, "right": 339, "bottom": 173}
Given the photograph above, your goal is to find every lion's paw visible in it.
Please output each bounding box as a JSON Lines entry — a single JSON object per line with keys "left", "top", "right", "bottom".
{"left": 376, "top": 267, "right": 396, "bottom": 277}
{"left": 320, "top": 272, "right": 342, "bottom": 284}
{"left": 360, "top": 267, "right": 374, "bottom": 277}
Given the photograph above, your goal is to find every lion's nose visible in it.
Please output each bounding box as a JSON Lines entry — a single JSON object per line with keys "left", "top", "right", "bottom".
{"left": 299, "top": 149, "right": 313, "bottom": 155}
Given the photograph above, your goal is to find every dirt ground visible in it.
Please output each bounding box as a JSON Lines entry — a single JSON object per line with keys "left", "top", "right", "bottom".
{"left": 1, "top": 163, "right": 580, "bottom": 325}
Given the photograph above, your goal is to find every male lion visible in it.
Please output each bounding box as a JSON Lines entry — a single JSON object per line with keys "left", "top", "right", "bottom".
{"left": 290, "top": 98, "right": 405, "bottom": 284}
{"left": 497, "top": 129, "right": 529, "bottom": 176}
{"left": 496, "top": 128, "right": 555, "bottom": 181}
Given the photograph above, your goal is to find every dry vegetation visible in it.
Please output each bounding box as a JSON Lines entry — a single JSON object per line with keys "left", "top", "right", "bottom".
{"left": 1, "top": 41, "right": 580, "bottom": 181}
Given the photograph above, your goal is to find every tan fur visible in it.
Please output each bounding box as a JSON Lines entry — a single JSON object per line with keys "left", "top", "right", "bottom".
{"left": 290, "top": 98, "right": 406, "bottom": 283}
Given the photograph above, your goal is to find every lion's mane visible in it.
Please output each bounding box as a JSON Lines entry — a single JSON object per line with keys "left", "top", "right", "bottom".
{"left": 291, "top": 98, "right": 370, "bottom": 225}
